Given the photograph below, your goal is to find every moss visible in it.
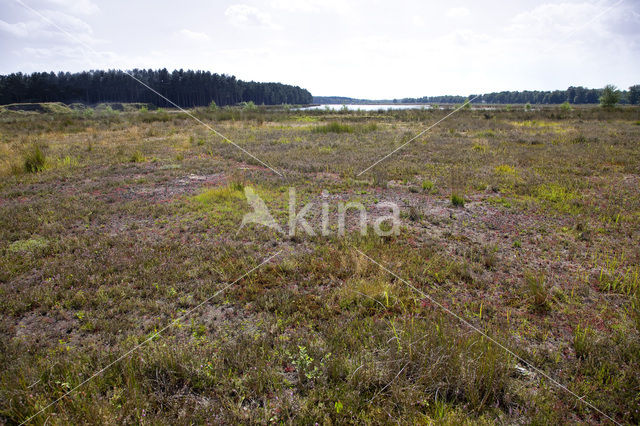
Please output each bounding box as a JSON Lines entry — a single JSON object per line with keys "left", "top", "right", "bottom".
{"left": 8, "top": 236, "right": 49, "bottom": 253}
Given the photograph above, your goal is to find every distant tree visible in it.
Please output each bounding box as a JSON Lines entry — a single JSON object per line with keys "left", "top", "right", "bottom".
{"left": 0, "top": 69, "right": 313, "bottom": 107}
{"left": 599, "top": 84, "right": 620, "bottom": 108}
{"left": 628, "top": 85, "right": 640, "bottom": 105}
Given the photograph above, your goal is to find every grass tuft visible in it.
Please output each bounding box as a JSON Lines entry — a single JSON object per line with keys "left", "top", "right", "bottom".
{"left": 451, "top": 193, "right": 465, "bottom": 207}
{"left": 23, "top": 144, "right": 46, "bottom": 173}
{"left": 526, "top": 272, "right": 550, "bottom": 313}
{"left": 129, "top": 150, "right": 146, "bottom": 163}
{"left": 422, "top": 180, "right": 435, "bottom": 192}
{"left": 573, "top": 325, "right": 595, "bottom": 359}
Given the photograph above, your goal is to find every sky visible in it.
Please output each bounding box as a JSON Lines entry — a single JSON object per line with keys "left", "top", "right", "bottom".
{"left": 0, "top": 0, "right": 639, "bottom": 99}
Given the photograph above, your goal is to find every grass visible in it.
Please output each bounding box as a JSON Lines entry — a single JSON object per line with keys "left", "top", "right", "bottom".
{"left": 312, "top": 122, "right": 353, "bottom": 133}
{"left": 421, "top": 179, "right": 435, "bottom": 192}
{"left": 129, "top": 150, "right": 146, "bottom": 163}
{"left": 451, "top": 193, "right": 465, "bottom": 207}
{"left": 525, "top": 272, "right": 550, "bottom": 313}
{"left": 597, "top": 253, "right": 640, "bottom": 296}
{"left": 573, "top": 325, "right": 595, "bottom": 359}
{"left": 1, "top": 104, "right": 640, "bottom": 424}
{"left": 494, "top": 164, "right": 516, "bottom": 175}
{"left": 23, "top": 144, "right": 47, "bottom": 173}
{"left": 193, "top": 184, "right": 244, "bottom": 204}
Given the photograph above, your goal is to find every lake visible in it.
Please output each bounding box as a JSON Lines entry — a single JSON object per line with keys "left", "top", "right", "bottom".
{"left": 299, "top": 104, "right": 432, "bottom": 111}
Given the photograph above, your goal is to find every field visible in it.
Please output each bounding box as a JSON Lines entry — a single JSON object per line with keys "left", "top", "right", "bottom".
{"left": 1, "top": 104, "right": 639, "bottom": 424}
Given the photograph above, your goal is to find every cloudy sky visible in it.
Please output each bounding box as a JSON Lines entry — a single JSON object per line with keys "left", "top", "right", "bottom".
{"left": 1, "top": 0, "right": 638, "bottom": 98}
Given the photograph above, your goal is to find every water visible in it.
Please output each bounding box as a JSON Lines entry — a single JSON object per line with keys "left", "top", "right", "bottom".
{"left": 299, "top": 104, "right": 431, "bottom": 111}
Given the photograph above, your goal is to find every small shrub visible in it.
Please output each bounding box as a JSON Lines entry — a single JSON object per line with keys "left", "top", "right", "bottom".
{"left": 23, "top": 144, "right": 46, "bottom": 173}
{"left": 288, "top": 345, "right": 330, "bottom": 383}
{"left": 560, "top": 101, "right": 572, "bottom": 111}
{"left": 451, "top": 193, "right": 465, "bottom": 207}
{"left": 241, "top": 101, "right": 257, "bottom": 111}
{"left": 407, "top": 206, "right": 422, "bottom": 221}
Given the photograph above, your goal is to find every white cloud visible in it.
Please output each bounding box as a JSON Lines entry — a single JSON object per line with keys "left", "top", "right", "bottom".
{"left": 270, "top": 0, "right": 350, "bottom": 14}
{"left": 225, "top": 4, "right": 280, "bottom": 30}
{"left": 446, "top": 7, "right": 470, "bottom": 18}
{"left": 0, "top": 11, "right": 93, "bottom": 41}
{"left": 46, "top": 0, "right": 100, "bottom": 15}
{"left": 175, "top": 29, "right": 210, "bottom": 42}
{"left": 411, "top": 15, "right": 425, "bottom": 27}
{"left": 510, "top": 3, "right": 599, "bottom": 34}
{"left": 0, "top": 20, "right": 31, "bottom": 37}
{"left": 43, "top": 10, "right": 94, "bottom": 36}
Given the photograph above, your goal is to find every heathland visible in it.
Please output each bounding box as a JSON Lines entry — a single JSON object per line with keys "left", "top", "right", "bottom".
{"left": 1, "top": 103, "right": 639, "bottom": 424}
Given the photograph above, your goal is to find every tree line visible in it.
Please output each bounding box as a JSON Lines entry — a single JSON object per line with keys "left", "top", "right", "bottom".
{"left": 0, "top": 69, "right": 313, "bottom": 107}
{"left": 400, "top": 85, "right": 640, "bottom": 105}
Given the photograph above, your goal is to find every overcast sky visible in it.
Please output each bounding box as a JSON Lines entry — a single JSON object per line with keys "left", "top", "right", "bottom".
{"left": 1, "top": 0, "right": 638, "bottom": 98}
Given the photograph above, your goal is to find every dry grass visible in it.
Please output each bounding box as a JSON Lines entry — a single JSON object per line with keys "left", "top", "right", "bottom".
{"left": 0, "top": 104, "right": 639, "bottom": 424}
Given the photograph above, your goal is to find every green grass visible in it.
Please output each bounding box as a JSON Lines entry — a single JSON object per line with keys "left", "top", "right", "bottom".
{"left": 193, "top": 184, "right": 245, "bottom": 204}
{"left": 451, "top": 193, "right": 465, "bottom": 207}
{"left": 312, "top": 122, "right": 353, "bottom": 133}
{"left": 421, "top": 179, "right": 435, "bottom": 192}
{"left": 23, "top": 144, "right": 47, "bottom": 173}
{"left": 129, "top": 150, "right": 146, "bottom": 163}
